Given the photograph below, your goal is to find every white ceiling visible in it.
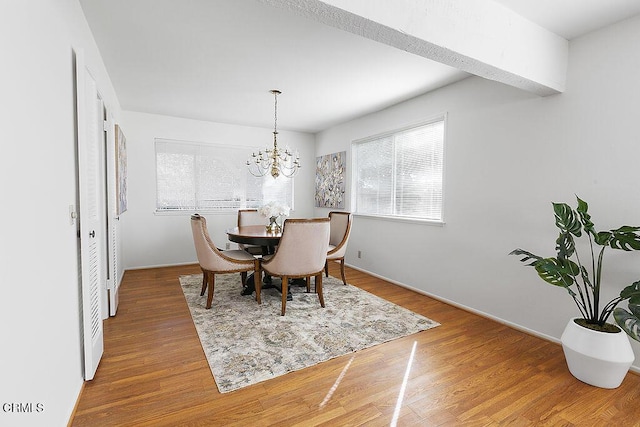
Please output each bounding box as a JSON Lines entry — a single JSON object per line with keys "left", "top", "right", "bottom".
{"left": 79, "top": 0, "right": 640, "bottom": 134}
{"left": 493, "top": 0, "right": 640, "bottom": 40}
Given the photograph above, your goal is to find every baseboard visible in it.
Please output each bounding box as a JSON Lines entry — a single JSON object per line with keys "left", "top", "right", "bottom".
{"left": 66, "top": 380, "right": 85, "bottom": 427}
{"left": 343, "top": 262, "right": 640, "bottom": 375}
{"left": 125, "top": 261, "right": 198, "bottom": 270}
{"left": 123, "top": 260, "right": 640, "bottom": 375}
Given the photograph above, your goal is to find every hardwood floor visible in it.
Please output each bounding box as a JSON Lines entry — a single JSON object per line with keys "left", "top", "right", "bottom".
{"left": 71, "top": 263, "right": 640, "bottom": 426}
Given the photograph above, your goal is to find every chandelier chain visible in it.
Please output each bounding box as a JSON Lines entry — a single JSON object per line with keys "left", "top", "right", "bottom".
{"left": 273, "top": 90, "right": 278, "bottom": 135}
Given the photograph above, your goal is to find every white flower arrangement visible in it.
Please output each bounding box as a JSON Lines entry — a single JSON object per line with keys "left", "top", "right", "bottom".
{"left": 258, "top": 201, "right": 290, "bottom": 219}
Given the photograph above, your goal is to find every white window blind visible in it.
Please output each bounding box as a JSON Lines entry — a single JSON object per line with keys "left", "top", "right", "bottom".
{"left": 353, "top": 118, "right": 444, "bottom": 221}
{"left": 155, "top": 139, "right": 293, "bottom": 212}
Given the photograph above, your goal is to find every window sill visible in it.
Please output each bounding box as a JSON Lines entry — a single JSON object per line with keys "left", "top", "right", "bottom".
{"left": 154, "top": 209, "right": 235, "bottom": 216}
{"left": 353, "top": 213, "right": 444, "bottom": 226}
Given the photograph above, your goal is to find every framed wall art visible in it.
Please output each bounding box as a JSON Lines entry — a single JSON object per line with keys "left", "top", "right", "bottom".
{"left": 115, "top": 124, "right": 128, "bottom": 215}
{"left": 315, "top": 151, "right": 346, "bottom": 208}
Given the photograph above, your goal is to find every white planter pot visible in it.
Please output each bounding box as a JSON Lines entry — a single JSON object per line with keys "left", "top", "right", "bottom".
{"left": 561, "top": 317, "right": 635, "bottom": 388}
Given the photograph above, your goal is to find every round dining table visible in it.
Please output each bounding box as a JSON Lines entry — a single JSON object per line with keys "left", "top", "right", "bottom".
{"left": 226, "top": 225, "right": 299, "bottom": 299}
{"left": 226, "top": 225, "right": 281, "bottom": 254}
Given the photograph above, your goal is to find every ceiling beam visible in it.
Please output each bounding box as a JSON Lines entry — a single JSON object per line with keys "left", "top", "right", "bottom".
{"left": 259, "top": 0, "right": 568, "bottom": 96}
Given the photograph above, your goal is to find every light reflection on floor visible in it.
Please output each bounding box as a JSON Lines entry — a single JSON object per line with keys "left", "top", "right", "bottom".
{"left": 318, "top": 340, "right": 417, "bottom": 424}
{"left": 391, "top": 341, "right": 418, "bottom": 427}
{"left": 319, "top": 355, "right": 355, "bottom": 409}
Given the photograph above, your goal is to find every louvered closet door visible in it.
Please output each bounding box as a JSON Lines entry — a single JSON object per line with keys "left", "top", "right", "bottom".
{"left": 76, "top": 49, "right": 104, "bottom": 380}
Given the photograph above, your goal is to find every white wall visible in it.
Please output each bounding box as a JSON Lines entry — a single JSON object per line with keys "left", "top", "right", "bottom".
{"left": 3, "top": 7, "right": 634, "bottom": 425}
{"left": 315, "top": 15, "right": 640, "bottom": 367}
{"left": 0, "top": 1, "right": 121, "bottom": 425}
{"left": 120, "top": 111, "right": 316, "bottom": 269}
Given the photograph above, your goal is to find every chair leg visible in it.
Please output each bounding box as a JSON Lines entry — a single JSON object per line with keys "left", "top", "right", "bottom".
{"left": 340, "top": 259, "right": 347, "bottom": 285}
{"left": 205, "top": 273, "right": 215, "bottom": 309}
{"left": 240, "top": 271, "right": 247, "bottom": 287}
{"left": 254, "top": 261, "right": 262, "bottom": 305}
{"left": 281, "top": 275, "right": 288, "bottom": 316}
{"left": 316, "top": 273, "right": 325, "bottom": 308}
{"left": 200, "top": 270, "right": 208, "bottom": 296}
{"left": 324, "top": 260, "right": 329, "bottom": 277}
{"left": 306, "top": 276, "right": 311, "bottom": 293}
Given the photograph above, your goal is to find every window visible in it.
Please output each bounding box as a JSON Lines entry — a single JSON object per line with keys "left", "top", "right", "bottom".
{"left": 155, "top": 139, "right": 293, "bottom": 212}
{"left": 353, "top": 117, "right": 445, "bottom": 221}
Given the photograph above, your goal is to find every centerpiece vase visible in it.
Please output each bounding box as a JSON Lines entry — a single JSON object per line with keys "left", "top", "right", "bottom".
{"left": 266, "top": 216, "right": 281, "bottom": 233}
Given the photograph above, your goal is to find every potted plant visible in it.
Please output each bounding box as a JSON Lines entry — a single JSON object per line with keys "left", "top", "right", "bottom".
{"left": 510, "top": 196, "right": 640, "bottom": 388}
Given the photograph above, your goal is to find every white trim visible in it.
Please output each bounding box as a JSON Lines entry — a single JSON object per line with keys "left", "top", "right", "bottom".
{"left": 344, "top": 261, "right": 640, "bottom": 375}
{"left": 343, "top": 263, "right": 560, "bottom": 339}
{"left": 125, "top": 261, "right": 199, "bottom": 270}
{"left": 120, "top": 260, "right": 640, "bottom": 375}
{"left": 353, "top": 213, "right": 444, "bottom": 226}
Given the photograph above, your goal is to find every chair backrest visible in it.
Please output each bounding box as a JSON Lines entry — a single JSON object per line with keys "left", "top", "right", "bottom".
{"left": 191, "top": 214, "right": 248, "bottom": 272}
{"left": 328, "top": 211, "right": 352, "bottom": 256}
{"left": 262, "top": 218, "right": 330, "bottom": 276}
{"left": 238, "top": 209, "right": 266, "bottom": 227}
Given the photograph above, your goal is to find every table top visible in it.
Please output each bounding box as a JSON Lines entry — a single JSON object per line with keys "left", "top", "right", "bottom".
{"left": 226, "top": 225, "right": 281, "bottom": 246}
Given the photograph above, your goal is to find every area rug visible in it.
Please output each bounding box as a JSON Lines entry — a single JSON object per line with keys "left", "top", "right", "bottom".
{"left": 179, "top": 273, "right": 439, "bottom": 393}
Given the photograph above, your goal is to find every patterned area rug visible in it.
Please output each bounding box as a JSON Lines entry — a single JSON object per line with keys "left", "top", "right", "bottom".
{"left": 179, "top": 273, "right": 439, "bottom": 393}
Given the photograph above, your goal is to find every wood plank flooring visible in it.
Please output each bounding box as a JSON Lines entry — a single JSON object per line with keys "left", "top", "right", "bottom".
{"left": 71, "top": 263, "right": 640, "bottom": 426}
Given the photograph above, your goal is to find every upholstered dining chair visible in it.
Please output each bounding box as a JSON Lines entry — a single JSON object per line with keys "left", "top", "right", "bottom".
{"left": 237, "top": 209, "right": 267, "bottom": 255}
{"left": 190, "top": 214, "right": 258, "bottom": 309}
{"left": 255, "top": 218, "right": 330, "bottom": 316}
{"left": 325, "top": 211, "right": 353, "bottom": 285}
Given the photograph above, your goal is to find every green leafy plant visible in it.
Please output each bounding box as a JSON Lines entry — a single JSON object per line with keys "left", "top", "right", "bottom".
{"left": 510, "top": 196, "right": 640, "bottom": 341}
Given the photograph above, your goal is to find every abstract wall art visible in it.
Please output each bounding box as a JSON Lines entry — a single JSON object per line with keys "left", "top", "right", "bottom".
{"left": 315, "top": 151, "right": 346, "bottom": 208}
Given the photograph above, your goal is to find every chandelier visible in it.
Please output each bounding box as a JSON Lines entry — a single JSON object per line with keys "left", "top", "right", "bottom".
{"left": 247, "top": 90, "right": 300, "bottom": 178}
